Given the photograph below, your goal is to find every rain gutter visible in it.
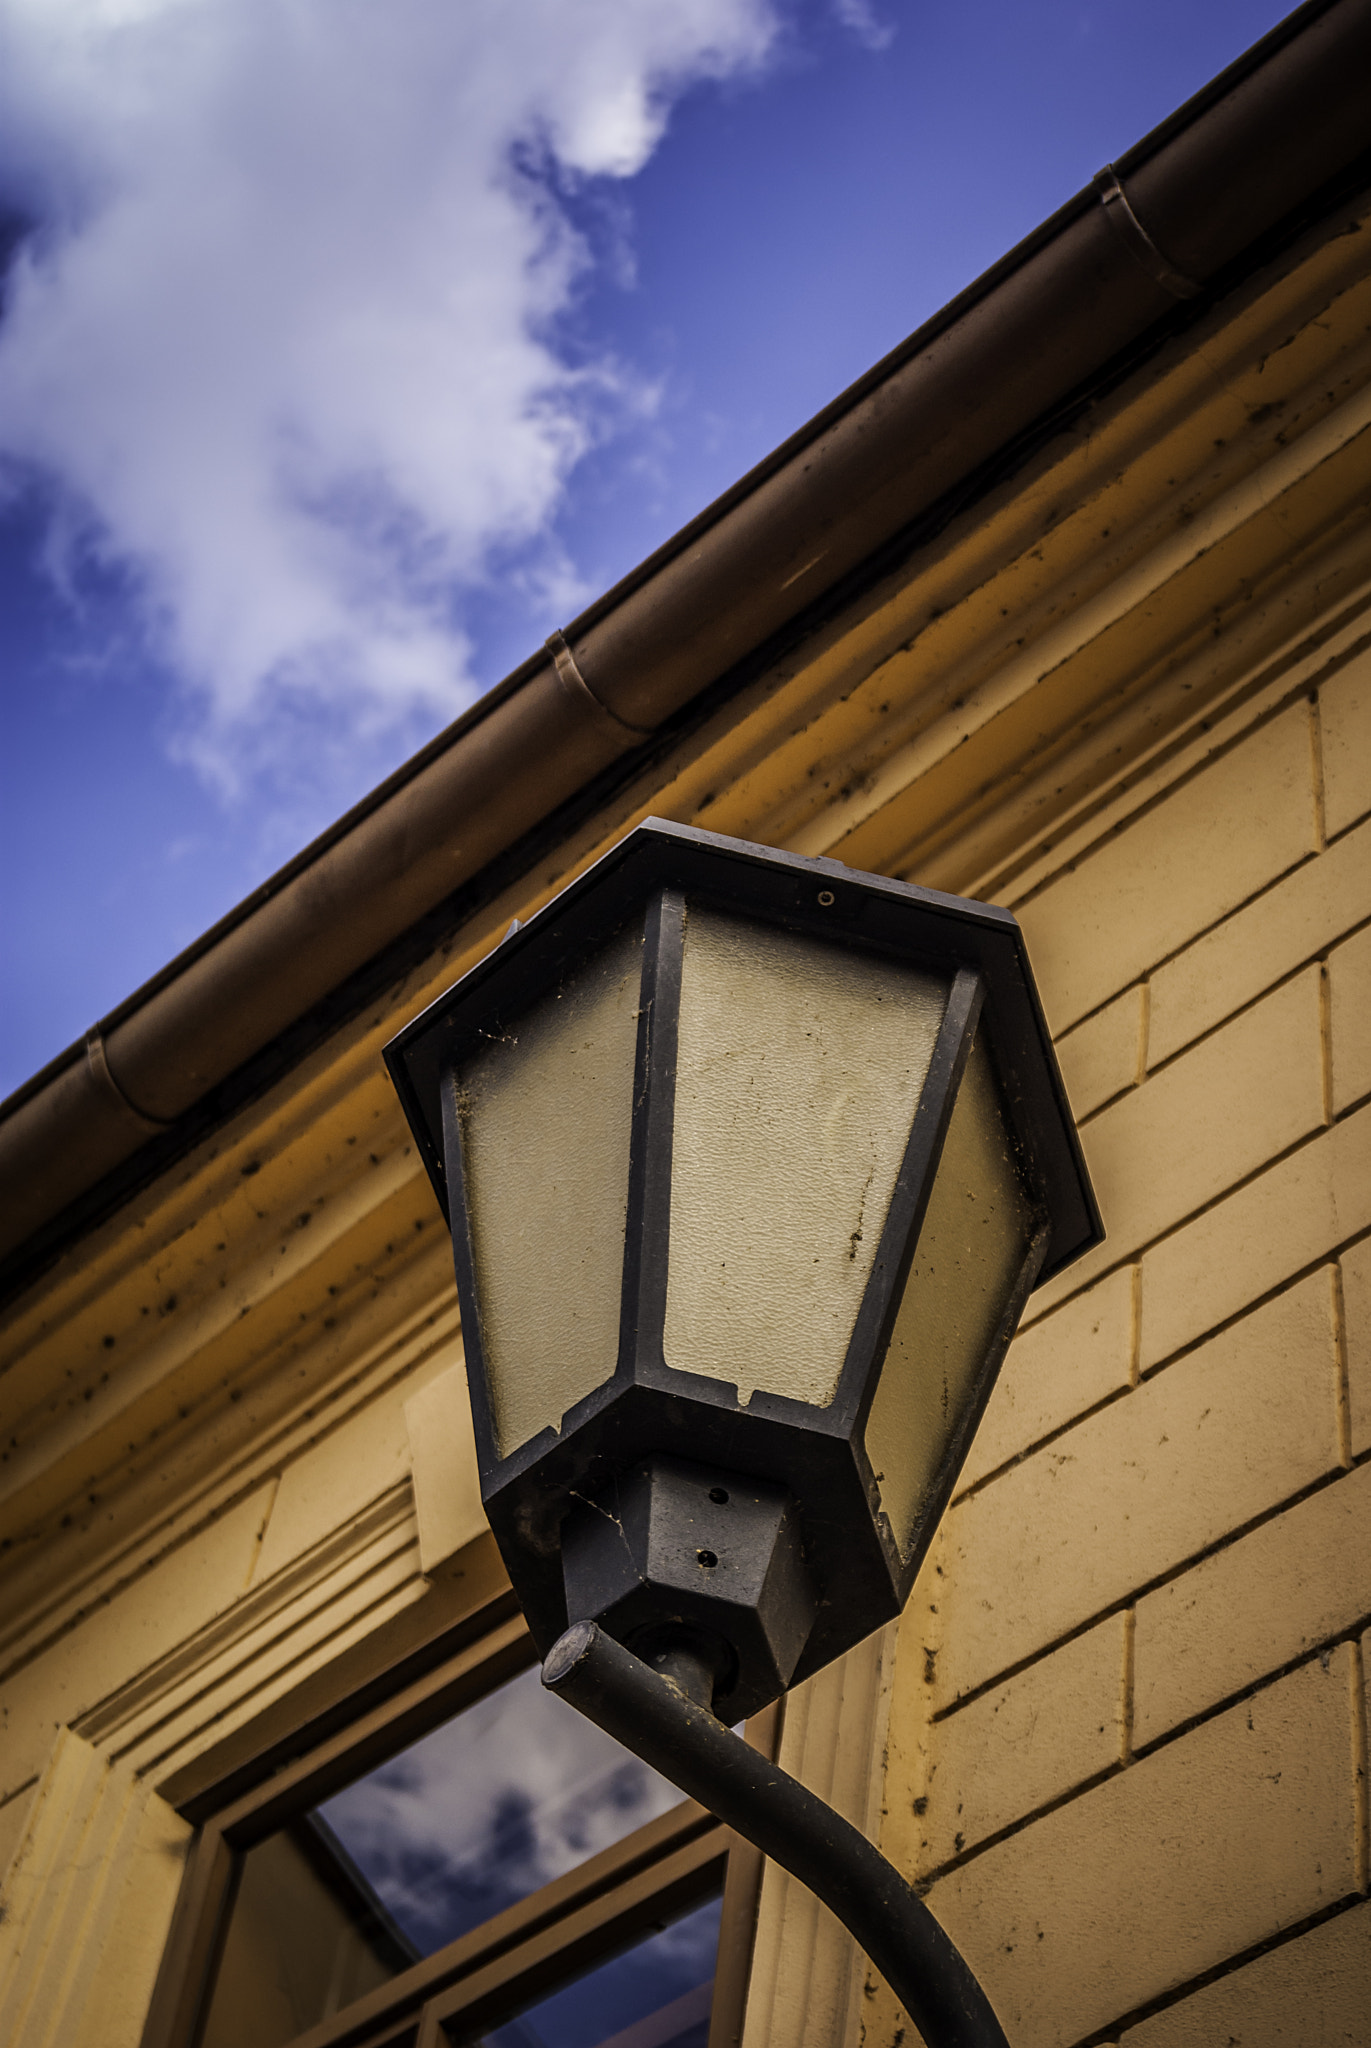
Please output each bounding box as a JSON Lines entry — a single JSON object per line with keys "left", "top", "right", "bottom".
{"left": 3, "top": 0, "right": 1370, "bottom": 1299}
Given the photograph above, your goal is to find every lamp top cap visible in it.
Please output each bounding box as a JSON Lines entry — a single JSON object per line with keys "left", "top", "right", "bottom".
{"left": 383, "top": 817, "right": 1103, "bottom": 1283}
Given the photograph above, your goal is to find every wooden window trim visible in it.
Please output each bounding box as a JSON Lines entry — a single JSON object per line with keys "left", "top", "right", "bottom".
{"left": 287, "top": 1810, "right": 728, "bottom": 2048}
{"left": 215, "top": 1616, "right": 535, "bottom": 1848}
{"left": 166, "top": 1538, "right": 519, "bottom": 1829}
{"left": 141, "top": 1600, "right": 777, "bottom": 2048}
{"left": 415, "top": 1826, "right": 729, "bottom": 2048}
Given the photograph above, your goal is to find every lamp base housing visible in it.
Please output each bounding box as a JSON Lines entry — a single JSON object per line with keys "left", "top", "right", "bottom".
{"left": 560, "top": 1454, "right": 816, "bottom": 1721}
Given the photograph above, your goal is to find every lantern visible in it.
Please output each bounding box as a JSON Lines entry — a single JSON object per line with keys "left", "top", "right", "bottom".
{"left": 385, "top": 820, "right": 1101, "bottom": 1721}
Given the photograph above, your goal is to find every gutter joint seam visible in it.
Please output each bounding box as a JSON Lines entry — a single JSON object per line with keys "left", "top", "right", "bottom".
{"left": 1095, "top": 165, "right": 1203, "bottom": 301}
{"left": 85, "top": 1026, "right": 174, "bottom": 1132}
{"left": 546, "top": 630, "right": 656, "bottom": 742}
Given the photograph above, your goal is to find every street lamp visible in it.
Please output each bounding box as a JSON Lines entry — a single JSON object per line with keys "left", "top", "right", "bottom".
{"left": 385, "top": 819, "right": 1102, "bottom": 2047}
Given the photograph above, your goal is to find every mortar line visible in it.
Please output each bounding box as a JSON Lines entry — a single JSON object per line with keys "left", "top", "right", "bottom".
{"left": 986, "top": 1233, "right": 1371, "bottom": 1494}
{"left": 1067, "top": 1894, "right": 1371, "bottom": 2048}
{"left": 1319, "top": 956, "right": 1336, "bottom": 1128}
{"left": 1310, "top": 684, "right": 1329, "bottom": 852}
{"left": 1352, "top": 1635, "right": 1369, "bottom": 1894}
{"left": 1000, "top": 662, "right": 1352, "bottom": 915}
{"left": 1332, "top": 1259, "right": 1354, "bottom": 1472}
{"left": 1136, "top": 978, "right": 1151, "bottom": 1085}
{"left": 1046, "top": 886, "right": 1371, "bottom": 1105}
{"left": 1119, "top": 1607, "right": 1136, "bottom": 1766}
{"left": 1021, "top": 1110, "right": 1370, "bottom": 1335}
{"left": 1089, "top": 945, "right": 1350, "bottom": 1098}
{"left": 966, "top": 550, "right": 1371, "bottom": 904}
{"left": 935, "top": 1463, "right": 1367, "bottom": 1720}
{"left": 925, "top": 1625, "right": 1371, "bottom": 1890}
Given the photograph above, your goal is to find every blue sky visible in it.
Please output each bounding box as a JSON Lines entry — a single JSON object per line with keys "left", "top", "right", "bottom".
{"left": 0, "top": 0, "right": 1290, "bottom": 1101}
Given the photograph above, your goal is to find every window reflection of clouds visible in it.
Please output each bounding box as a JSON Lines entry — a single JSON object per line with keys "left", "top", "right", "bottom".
{"left": 478, "top": 1895, "right": 721, "bottom": 2048}
{"left": 319, "top": 1666, "right": 682, "bottom": 1954}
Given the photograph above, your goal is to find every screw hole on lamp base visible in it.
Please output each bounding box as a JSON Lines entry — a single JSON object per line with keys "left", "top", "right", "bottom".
{"left": 558, "top": 1452, "right": 814, "bottom": 1724}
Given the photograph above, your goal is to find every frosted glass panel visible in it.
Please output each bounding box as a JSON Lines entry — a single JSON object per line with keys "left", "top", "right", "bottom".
{"left": 663, "top": 907, "right": 948, "bottom": 1408}
{"left": 865, "top": 1032, "right": 1035, "bottom": 1559}
{"left": 460, "top": 923, "right": 643, "bottom": 1458}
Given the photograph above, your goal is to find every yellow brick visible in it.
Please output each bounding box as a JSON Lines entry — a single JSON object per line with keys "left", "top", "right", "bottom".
{"left": 925, "top": 1653, "right": 1359, "bottom": 2048}
{"left": 1331, "top": 922, "right": 1371, "bottom": 1116}
{"left": 1056, "top": 990, "right": 1143, "bottom": 1120}
{"left": 1343, "top": 1233, "right": 1371, "bottom": 1459}
{"left": 1039, "top": 969, "right": 1324, "bottom": 1311}
{"left": 917, "top": 1617, "right": 1124, "bottom": 1871}
{"left": 1018, "top": 705, "right": 1315, "bottom": 1032}
{"left": 1148, "top": 818, "right": 1371, "bottom": 1067}
{"left": 939, "top": 1273, "right": 1340, "bottom": 1703}
{"left": 1322, "top": 644, "right": 1371, "bottom": 839}
{"left": 959, "top": 1268, "right": 1133, "bottom": 1493}
{"left": 1119, "top": 1898, "right": 1371, "bottom": 2047}
{"left": 1140, "top": 1104, "right": 1371, "bottom": 1371}
{"left": 1133, "top": 1458, "right": 1371, "bottom": 1748}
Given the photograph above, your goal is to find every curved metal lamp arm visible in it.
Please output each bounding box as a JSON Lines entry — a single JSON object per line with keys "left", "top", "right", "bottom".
{"left": 543, "top": 1622, "right": 1010, "bottom": 2048}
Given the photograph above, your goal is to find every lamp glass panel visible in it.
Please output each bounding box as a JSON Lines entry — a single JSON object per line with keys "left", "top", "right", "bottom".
{"left": 459, "top": 922, "right": 643, "bottom": 1459}
{"left": 865, "top": 1032, "right": 1035, "bottom": 1559}
{"left": 663, "top": 906, "right": 948, "bottom": 1408}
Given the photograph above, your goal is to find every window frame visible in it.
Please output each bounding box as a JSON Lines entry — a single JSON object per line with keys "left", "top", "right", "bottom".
{"left": 141, "top": 1597, "right": 771, "bottom": 2048}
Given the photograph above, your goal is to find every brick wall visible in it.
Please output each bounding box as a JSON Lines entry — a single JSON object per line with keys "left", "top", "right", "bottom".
{"left": 872, "top": 650, "right": 1371, "bottom": 2046}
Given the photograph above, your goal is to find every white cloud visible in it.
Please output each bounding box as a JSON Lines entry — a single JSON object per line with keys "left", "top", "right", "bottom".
{"left": 833, "top": 0, "right": 894, "bottom": 54}
{"left": 0, "top": 0, "right": 776, "bottom": 794}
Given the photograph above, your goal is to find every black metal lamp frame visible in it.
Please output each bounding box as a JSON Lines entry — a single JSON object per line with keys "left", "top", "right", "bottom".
{"left": 385, "top": 818, "right": 1104, "bottom": 2048}
{"left": 385, "top": 820, "right": 1099, "bottom": 1711}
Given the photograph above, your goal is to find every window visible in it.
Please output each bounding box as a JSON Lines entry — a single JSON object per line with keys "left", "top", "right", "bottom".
{"left": 142, "top": 1607, "right": 768, "bottom": 2048}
